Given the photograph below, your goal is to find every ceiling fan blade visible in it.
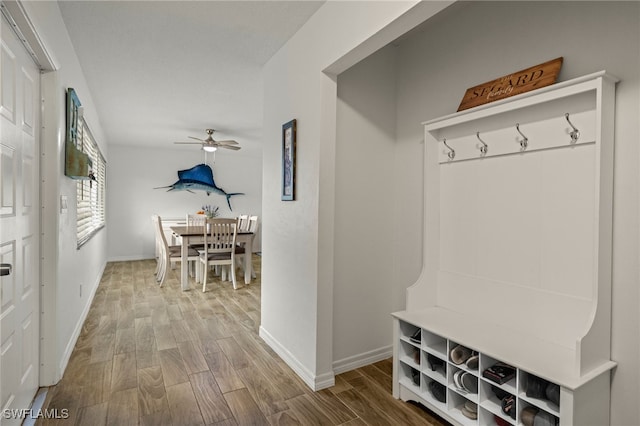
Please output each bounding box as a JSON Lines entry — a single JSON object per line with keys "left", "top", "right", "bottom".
{"left": 215, "top": 139, "right": 239, "bottom": 145}
{"left": 188, "top": 136, "right": 205, "bottom": 141}
{"left": 174, "top": 141, "right": 203, "bottom": 145}
{"left": 220, "top": 145, "right": 241, "bottom": 150}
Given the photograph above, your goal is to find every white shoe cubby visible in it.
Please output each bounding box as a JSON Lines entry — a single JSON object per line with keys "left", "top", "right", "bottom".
{"left": 392, "top": 71, "right": 618, "bottom": 426}
{"left": 395, "top": 319, "right": 564, "bottom": 426}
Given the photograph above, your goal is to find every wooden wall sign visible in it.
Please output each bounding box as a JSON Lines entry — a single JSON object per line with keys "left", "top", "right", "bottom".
{"left": 457, "top": 57, "right": 563, "bottom": 112}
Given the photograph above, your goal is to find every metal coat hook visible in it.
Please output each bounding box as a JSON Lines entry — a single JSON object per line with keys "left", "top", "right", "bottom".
{"left": 443, "top": 139, "right": 455, "bottom": 161}
{"left": 476, "top": 132, "right": 488, "bottom": 156}
{"left": 565, "top": 113, "right": 580, "bottom": 144}
{"left": 516, "top": 123, "right": 528, "bottom": 151}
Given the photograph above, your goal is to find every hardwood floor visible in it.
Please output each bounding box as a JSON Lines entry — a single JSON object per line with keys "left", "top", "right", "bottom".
{"left": 37, "top": 258, "right": 447, "bottom": 425}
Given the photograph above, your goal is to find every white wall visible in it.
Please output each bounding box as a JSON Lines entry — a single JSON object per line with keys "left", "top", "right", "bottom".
{"left": 19, "top": 1, "right": 109, "bottom": 384}
{"left": 107, "top": 145, "right": 262, "bottom": 261}
{"left": 333, "top": 45, "right": 398, "bottom": 369}
{"left": 261, "top": 0, "right": 452, "bottom": 389}
{"left": 391, "top": 2, "right": 639, "bottom": 424}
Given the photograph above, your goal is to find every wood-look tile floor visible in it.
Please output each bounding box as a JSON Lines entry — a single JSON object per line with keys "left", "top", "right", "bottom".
{"left": 37, "top": 258, "right": 447, "bottom": 425}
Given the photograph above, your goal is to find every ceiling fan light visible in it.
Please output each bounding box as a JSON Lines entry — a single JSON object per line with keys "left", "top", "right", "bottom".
{"left": 203, "top": 145, "right": 217, "bottom": 152}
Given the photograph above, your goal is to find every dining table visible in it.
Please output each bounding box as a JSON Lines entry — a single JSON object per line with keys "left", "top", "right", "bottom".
{"left": 170, "top": 225, "right": 255, "bottom": 291}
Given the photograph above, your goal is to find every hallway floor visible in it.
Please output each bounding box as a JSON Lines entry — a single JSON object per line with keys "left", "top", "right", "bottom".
{"left": 37, "top": 258, "right": 446, "bottom": 425}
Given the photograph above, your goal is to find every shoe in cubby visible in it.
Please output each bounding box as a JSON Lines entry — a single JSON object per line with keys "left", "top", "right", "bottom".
{"left": 480, "top": 354, "right": 516, "bottom": 394}
{"left": 518, "top": 371, "right": 560, "bottom": 416}
{"left": 519, "top": 402, "right": 559, "bottom": 426}
{"left": 478, "top": 380, "right": 516, "bottom": 424}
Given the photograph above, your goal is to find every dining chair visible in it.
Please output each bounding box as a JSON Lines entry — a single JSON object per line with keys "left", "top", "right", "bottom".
{"left": 151, "top": 215, "right": 162, "bottom": 276}
{"left": 237, "top": 214, "right": 249, "bottom": 232}
{"left": 186, "top": 214, "right": 206, "bottom": 226}
{"left": 199, "top": 218, "right": 245, "bottom": 291}
{"left": 185, "top": 213, "right": 207, "bottom": 251}
{"left": 154, "top": 215, "right": 199, "bottom": 286}
{"left": 242, "top": 215, "right": 258, "bottom": 278}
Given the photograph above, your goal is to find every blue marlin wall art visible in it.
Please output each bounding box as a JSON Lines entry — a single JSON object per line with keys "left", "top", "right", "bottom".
{"left": 155, "top": 163, "right": 243, "bottom": 210}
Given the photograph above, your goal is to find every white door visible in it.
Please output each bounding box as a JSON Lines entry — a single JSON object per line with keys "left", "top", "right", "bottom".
{"left": 1, "top": 13, "right": 41, "bottom": 424}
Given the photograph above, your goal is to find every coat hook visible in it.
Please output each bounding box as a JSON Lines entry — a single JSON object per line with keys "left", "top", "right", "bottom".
{"left": 476, "top": 132, "right": 488, "bottom": 155}
{"left": 565, "top": 113, "right": 580, "bottom": 144}
{"left": 443, "top": 139, "right": 455, "bottom": 160}
{"left": 516, "top": 123, "right": 528, "bottom": 151}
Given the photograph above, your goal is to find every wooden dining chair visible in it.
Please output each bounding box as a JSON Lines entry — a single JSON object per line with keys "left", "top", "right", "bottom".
{"left": 154, "top": 215, "right": 200, "bottom": 286}
{"left": 199, "top": 218, "right": 245, "bottom": 291}
{"left": 186, "top": 214, "right": 206, "bottom": 226}
{"left": 236, "top": 214, "right": 249, "bottom": 232}
{"left": 241, "top": 215, "right": 258, "bottom": 278}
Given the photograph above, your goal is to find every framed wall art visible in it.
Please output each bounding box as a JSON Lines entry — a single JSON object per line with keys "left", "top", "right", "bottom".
{"left": 282, "top": 119, "right": 296, "bottom": 201}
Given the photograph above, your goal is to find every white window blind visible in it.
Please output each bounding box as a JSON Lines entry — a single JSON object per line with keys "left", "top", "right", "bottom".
{"left": 76, "top": 118, "right": 106, "bottom": 248}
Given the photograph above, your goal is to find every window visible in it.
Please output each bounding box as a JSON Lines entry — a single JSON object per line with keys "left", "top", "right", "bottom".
{"left": 76, "top": 118, "right": 106, "bottom": 248}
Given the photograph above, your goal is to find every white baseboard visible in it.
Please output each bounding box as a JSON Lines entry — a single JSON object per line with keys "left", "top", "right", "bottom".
{"left": 107, "top": 255, "right": 153, "bottom": 262}
{"left": 58, "top": 260, "right": 106, "bottom": 375}
{"left": 332, "top": 345, "right": 393, "bottom": 375}
{"left": 259, "top": 326, "right": 335, "bottom": 391}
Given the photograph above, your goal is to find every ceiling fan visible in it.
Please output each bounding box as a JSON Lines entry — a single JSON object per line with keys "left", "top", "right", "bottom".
{"left": 174, "top": 129, "right": 241, "bottom": 152}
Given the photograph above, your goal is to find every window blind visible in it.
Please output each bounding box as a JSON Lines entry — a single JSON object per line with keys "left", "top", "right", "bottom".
{"left": 76, "top": 118, "right": 106, "bottom": 248}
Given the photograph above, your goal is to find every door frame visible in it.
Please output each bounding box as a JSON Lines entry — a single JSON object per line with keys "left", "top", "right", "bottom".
{"left": 2, "top": 0, "right": 57, "bottom": 386}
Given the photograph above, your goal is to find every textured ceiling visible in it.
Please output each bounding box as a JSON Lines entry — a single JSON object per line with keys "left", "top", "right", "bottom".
{"left": 58, "top": 0, "right": 324, "bottom": 156}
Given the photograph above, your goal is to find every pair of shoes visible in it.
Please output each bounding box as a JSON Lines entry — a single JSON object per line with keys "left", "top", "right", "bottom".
{"left": 465, "top": 352, "right": 479, "bottom": 370}
{"left": 453, "top": 370, "right": 477, "bottom": 394}
{"left": 450, "top": 345, "right": 472, "bottom": 365}
{"left": 461, "top": 400, "right": 477, "bottom": 420}
{"left": 526, "top": 375, "right": 560, "bottom": 406}
{"left": 427, "top": 354, "right": 445, "bottom": 372}
{"left": 521, "top": 406, "right": 558, "bottom": 426}
{"left": 428, "top": 381, "right": 446, "bottom": 403}
{"left": 482, "top": 362, "right": 516, "bottom": 384}
{"left": 409, "top": 329, "right": 421, "bottom": 344}
{"left": 501, "top": 394, "right": 516, "bottom": 419}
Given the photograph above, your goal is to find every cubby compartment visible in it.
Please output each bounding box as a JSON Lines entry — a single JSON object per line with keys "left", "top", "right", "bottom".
{"left": 518, "top": 400, "right": 559, "bottom": 426}
{"left": 480, "top": 354, "right": 517, "bottom": 395}
{"left": 448, "top": 391, "right": 479, "bottom": 425}
{"left": 479, "top": 380, "right": 516, "bottom": 425}
{"left": 398, "top": 360, "right": 421, "bottom": 392}
{"left": 423, "top": 329, "right": 448, "bottom": 358}
{"left": 398, "top": 338, "right": 421, "bottom": 370}
{"left": 423, "top": 352, "right": 447, "bottom": 386}
{"left": 398, "top": 320, "right": 421, "bottom": 345}
{"left": 449, "top": 365, "right": 479, "bottom": 403}
{"left": 478, "top": 406, "right": 515, "bottom": 426}
{"left": 518, "top": 371, "right": 560, "bottom": 416}
{"left": 449, "top": 341, "right": 479, "bottom": 372}
{"left": 423, "top": 375, "right": 448, "bottom": 411}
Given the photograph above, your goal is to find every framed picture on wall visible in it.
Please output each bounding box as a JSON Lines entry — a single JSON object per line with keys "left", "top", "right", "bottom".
{"left": 282, "top": 119, "right": 296, "bottom": 201}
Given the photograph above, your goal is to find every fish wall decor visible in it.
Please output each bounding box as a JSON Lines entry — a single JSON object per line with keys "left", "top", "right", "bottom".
{"left": 155, "top": 163, "right": 243, "bottom": 210}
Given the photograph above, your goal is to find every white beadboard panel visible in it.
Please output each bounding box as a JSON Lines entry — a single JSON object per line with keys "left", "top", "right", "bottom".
{"left": 439, "top": 160, "right": 479, "bottom": 276}
{"left": 474, "top": 152, "right": 543, "bottom": 289}
{"left": 540, "top": 144, "right": 596, "bottom": 299}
